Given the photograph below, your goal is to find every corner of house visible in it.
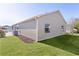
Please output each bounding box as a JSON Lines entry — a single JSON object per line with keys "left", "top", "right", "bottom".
{"left": 35, "top": 17, "right": 39, "bottom": 42}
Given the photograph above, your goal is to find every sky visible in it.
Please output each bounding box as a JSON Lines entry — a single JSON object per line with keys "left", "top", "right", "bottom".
{"left": 0, "top": 3, "right": 79, "bottom": 26}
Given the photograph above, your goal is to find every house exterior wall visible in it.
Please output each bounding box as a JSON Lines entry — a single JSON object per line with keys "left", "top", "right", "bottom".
{"left": 18, "top": 19, "right": 36, "bottom": 29}
{"left": 12, "top": 25, "right": 17, "bottom": 31}
{"left": 37, "top": 11, "right": 66, "bottom": 41}
{"left": 13, "top": 18, "right": 37, "bottom": 41}
{"left": 18, "top": 29, "right": 36, "bottom": 40}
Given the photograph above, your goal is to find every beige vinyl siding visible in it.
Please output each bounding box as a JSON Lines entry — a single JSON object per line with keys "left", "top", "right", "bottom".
{"left": 17, "top": 19, "right": 37, "bottom": 40}
{"left": 37, "top": 11, "right": 66, "bottom": 41}
{"left": 18, "top": 19, "right": 36, "bottom": 29}
{"left": 12, "top": 10, "right": 66, "bottom": 42}
{"left": 18, "top": 29, "right": 36, "bottom": 40}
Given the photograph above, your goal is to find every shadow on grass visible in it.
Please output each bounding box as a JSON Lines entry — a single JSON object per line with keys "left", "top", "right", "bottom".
{"left": 40, "top": 35, "right": 79, "bottom": 55}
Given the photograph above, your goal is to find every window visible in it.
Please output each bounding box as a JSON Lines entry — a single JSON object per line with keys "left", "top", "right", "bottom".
{"left": 61, "top": 25, "right": 64, "bottom": 31}
{"left": 45, "top": 24, "right": 50, "bottom": 33}
{"left": 61, "top": 26, "right": 64, "bottom": 29}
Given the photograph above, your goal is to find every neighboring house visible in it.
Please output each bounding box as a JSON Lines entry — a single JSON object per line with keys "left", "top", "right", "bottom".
{"left": 3, "top": 25, "right": 12, "bottom": 32}
{"left": 66, "top": 18, "right": 79, "bottom": 33}
{"left": 2, "top": 25, "right": 13, "bottom": 36}
{"left": 75, "top": 18, "right": 79, "bottom": 22}
{"left": 12, "top": 10, "right": 66, "bottom": 42}
{"left": 66, "top": 24, "right": 74, "bottom": 33}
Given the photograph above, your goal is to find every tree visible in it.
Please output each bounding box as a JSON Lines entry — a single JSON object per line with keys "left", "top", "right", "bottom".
{"left": 74, "top": 21, "right": 79, "bottom": 33}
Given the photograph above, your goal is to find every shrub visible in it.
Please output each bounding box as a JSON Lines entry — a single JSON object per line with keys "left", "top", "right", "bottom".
{"left": 74, "top": 21, "right": 79, "bottom": 33}
{"left": 0, "top": 29, "right": 5, "bottom": 38}
{"left": 77, "top": 29, "right": 79, "bottom": 33}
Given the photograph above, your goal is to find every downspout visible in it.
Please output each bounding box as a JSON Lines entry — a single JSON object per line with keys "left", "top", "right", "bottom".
{"left": 35, "top": 17, "right": 39, "bottom": 42}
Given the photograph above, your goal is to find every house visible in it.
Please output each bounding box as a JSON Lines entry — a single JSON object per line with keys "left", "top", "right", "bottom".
{"left": 66, "top": 18, "right": 79, "bottom": 33}
{"left": 66, "top": 24, "right": 74, "bottom": 33}
{"left": 2, "top": 25, "right": 13, "bottom": 36}
{"left": 0, "top": 26, "right": 5, "bottom": 31}
{"left": 2, "top": 25, "right": 12, "bottom": 32}
{"left": 12, "top": 10, "right": 66, "bottom": 42}
{"left": 75, "top": 18, "right": 79, "bottom": 22}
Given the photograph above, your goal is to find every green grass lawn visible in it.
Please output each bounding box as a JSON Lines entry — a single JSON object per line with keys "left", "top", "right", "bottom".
{"left": 0, "top": 34, "right": 79, "bottom": 56}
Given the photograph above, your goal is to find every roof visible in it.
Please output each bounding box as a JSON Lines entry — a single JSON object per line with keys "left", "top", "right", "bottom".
{"left": 12, "top": 17, "right": 35, "bottom": 26}
{"left": 12, "top": 10, "right": 66, "bottom": 26}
